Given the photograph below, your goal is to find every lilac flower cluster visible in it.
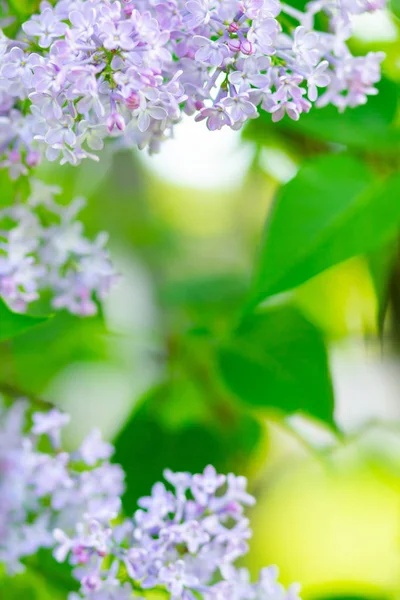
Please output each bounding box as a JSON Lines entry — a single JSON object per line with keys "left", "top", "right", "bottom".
{"left": 55, "top": 465, "right": 301, "bottom": 600}
{"left": 0, "top": 0, "right": 385, "bottom": 176}
{"left": 0, "top": 401, "right": 301, "bottom": 598}
{"left": 0, "top": 177, "right": 117, "bottom": 315}
{"left": 0, "top": 400, "right": 124, "bottom": 574}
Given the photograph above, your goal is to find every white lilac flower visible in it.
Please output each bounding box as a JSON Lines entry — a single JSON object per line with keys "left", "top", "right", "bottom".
{"left": 0, "top": 0, "right": 386, "bottom": 174}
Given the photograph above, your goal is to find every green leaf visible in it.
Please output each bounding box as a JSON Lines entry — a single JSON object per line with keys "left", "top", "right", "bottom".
{"left": 0, "top": 300, "right": 51, "bottom": 343}
{"left": 0, "top": 310, "right": 110, "bottom": 393}
{"left": 249, "top": 155, "right": 400, "bottom": 307}
{"left": 280, "top": 78, "right": 399, "bottom": 152}
{"left": 0, "top": 171, "right": 15, "bottom": 209}
{"left": 24, "top": 550, "right": 78, "bottom": 594}
{"left": 113, "top": 381, "right": 264, "bottom": 513}
{"left": 390, "top": 0, "right": 400, "bottom": 20}
{"left": 315, "top": 596, "right": 387, "bottom": 600}
{"left": 159, "top": 273, "right": 247, "bottom": 309}
{"left": 2, "top": 1, "right": 43, "bottom": 37}
{"left": 0, "top": 549, "right": 77, "bottom": 600}
{"left": 5, "top": 0, "right": 44, "bottom": 21}
{"left": 245, "top": 78, "right": 400, "bottom": 154}
{"left": 0, "top": 573, "right": 56, "bottom": 600}
{"left": 217, "top": 305, "right": 335, "bottom": 426}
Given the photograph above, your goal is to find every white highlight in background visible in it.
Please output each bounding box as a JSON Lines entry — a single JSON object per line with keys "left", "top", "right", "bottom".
{"left": 352, "top": 10, "right": 398, "bottom": 42}
{"left": 138, "top": 117, "right": 254, "bottom": 190}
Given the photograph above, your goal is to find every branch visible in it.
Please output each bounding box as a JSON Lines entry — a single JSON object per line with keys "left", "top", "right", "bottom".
{"left": 0, "top": 381, "right": 55, "bottom": 410}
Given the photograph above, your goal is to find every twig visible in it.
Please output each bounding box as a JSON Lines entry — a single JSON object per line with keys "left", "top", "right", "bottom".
{"left": 0, "top": 381, "right": 55, "bottom": 410}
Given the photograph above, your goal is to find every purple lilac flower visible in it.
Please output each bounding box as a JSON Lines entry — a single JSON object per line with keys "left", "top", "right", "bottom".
{"left": 0, "top": 0, "right": 386, "bottom": 174}
{"left": 0, "top": 396, "right": 303, "bottom": 598}
{"left": 0, "top": 178, "right": 117, "bottom": 316}
{"left": 0, "top": 401, "right": 123, "bottom": 574}
{"left": 53, "top": 461, "right": 301, "bottom": 599}
{"left": 79, "top": 429, "right": 114, "bottom": 467}
{"left": 22, "top": 8, "right": 68, "bottom": 48}
{"left": 32, "top": 408, "right": 71, "bottom": 447}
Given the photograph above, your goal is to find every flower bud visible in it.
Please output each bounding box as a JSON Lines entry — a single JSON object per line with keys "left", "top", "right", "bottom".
{"left": 26, "top": 150, "right": 41, "bottom": 168}
{"left": 106, "top": 112, "right": 126, "bottom": 132}
{"left": 115, "top": 113, "right": 126, "bottom": 131}
{"left": 240, "top": 39, "right": 253, "bottom": 55}
{"left": 228, "top": 38, "right": 241, "bottom": 53}
{"left": 126, "top": 92, "right": 140, "bottom": 111}
{"left": 8, "top": 149, "right": 21, "bottom": 163}
{"left": 123, "top": 1, "right": 134, "bottom": 16}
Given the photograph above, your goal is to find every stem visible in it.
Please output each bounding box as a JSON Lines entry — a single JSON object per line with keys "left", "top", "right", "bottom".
{"left": 0, "top": 381, "right": 55, "bottom": 410}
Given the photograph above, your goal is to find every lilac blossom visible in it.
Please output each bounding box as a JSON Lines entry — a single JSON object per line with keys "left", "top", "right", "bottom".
{"left": 0, "top": 178, "right": 117, "bottom": 316}
{"left": 22, "top": 8, "right": 68, "bottom": 49}
{"left": 0, "top": 400, "right": 301, "bottom": 598}
{"left": 54, "top": 462, "right": 301, "bottom": 599}
{"left": 0, "top": 401, "right": 124, "bottom": 574}
{"left": 0, "top": 0, "right": 386, "bottom": 174}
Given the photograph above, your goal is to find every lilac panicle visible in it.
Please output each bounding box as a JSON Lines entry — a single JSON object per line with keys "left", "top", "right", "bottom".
{"left": 54, "top": 462, "right": 301, "bottom": 599}
{"left": 0, "top": 400, "right": 124, "bottom": 574}
{"left": 0, "top": 0, "right": 386, "bottom": 176}
{"left": 0, "top": 0, "right": 386, "bottom": 315}
{"left": 0, "top": 401, "right": 301, "bottom": 598}
{"left": 0, "top": 177, "right": 117, "bottom": 316}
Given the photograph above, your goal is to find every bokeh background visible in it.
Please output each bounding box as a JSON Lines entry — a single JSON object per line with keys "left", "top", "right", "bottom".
{"left": 2, "top": 5, "right": 400, "bottom": 600}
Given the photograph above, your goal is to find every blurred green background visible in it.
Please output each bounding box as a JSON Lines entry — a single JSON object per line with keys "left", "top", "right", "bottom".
{"left": 2, "top": 5, "right": 400, "bottom": 600}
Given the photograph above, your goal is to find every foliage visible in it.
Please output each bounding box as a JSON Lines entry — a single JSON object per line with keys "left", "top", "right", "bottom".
{"left": 0, "top": 299, "right": 51, "bottom": 342}
{"left": 1, "top": 1, "right": 400, "bottom": 599}
{"left": 217, "top": 306, "right": 334, "bottom": 424}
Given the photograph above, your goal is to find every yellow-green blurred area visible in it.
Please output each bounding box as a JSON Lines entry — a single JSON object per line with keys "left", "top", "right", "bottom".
{"left": 2, "top": 8, "right": 400, "bottom": 600}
